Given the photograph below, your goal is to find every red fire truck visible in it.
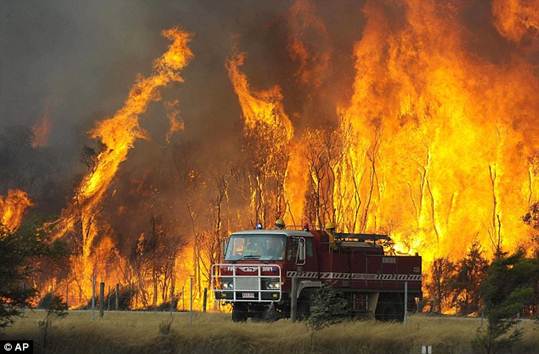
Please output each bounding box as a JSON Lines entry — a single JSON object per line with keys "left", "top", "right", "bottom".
{"left": 211, "top": 226, "right": 422, "bottom": 321}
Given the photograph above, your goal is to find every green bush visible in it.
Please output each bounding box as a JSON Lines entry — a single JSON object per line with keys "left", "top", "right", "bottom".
{"left": 473, "top": 251, "right": 539, "bottom": 354}
{"left": 307, "top": 285, "right": 349, "bottom": 330}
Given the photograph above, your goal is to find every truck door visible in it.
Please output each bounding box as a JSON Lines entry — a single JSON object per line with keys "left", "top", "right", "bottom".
{"left": 303, "top": 238, "right": 317, "bottom": 275}
{"left": 286, "top": 237, "right": 317, "bottom": 276}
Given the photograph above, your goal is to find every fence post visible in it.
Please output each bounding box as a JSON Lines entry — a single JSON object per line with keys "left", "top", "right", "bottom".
{"left": 115, "top": 284, "right": 119, "bottom": 310}
{"left": 65, "top": 282, "right": 69, "bottom": 309}
{"left": 189, "top": 276, "right": 194, "bottom": 324}
{"left": 107, "top": 286, "right": 111, "bottom": 311}
{"left": 404, "top": 281, "right": 408, "bottom": 324}
{"left": 169, "top": 278, "right": 176, "bottom": 312}
{"left": 99, "top": 282, "right": 105, "bottom": 318}
{"left": 421, "top": 345, "right": 432, "bottom": 354}
{"left": 290, "top": 275, "right": 298, "bottom": 322}
{"left": 169, "top": 294, "right": 175, "bottom": 313}
{"left": 92, "top": 274, "right": 96, "bottom": 319}
{"left": 203, "top": 288, "right": 208, "bottom": 313}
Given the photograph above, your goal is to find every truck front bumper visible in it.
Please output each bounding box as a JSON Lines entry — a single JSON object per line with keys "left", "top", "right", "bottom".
{"left": 211, "top": 263, "right": 282, "bottom": 302}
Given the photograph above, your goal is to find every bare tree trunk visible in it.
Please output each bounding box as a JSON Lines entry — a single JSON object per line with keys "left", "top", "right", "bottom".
{"left": 427, "top": 179, "right": 440, "bottom": 243}
{"left": 489, "top": 164, "right": 503, "bottom": 256}
{"left": 152, "top": 270, "right": 158, "bottom": 308}
{"left": 362, "top": 152, "right": 377, "bottom": 232}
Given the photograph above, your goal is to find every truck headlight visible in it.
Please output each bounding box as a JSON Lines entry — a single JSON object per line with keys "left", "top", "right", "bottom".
{"left": 220, "top": 278, "right": 233, "bottom": 289}
{"left": 266, "top": 281, "right": 280, "bottom": 289}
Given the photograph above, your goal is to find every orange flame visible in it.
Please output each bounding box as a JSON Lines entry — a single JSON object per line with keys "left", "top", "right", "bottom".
{"left": 0, "top": 189, "right": 33, "bottom": 232}
{"left": 227, "top": 52, "right": 296, "bottom": 225}
{"left": 226, "top": 53, "right": 294, "bottom": 140}
{"left": 30, "top": 1, "right": 539, "bottom": 312}
{"left": 331, "top": 0, "right": 539, "bottom": 265}
{"left": 50, "top": 27, "right": 193, "bottom": 300}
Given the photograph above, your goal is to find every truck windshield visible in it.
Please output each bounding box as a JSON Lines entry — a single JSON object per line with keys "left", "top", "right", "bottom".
{"left": 225, "top": 234, "right": 286, "bottom": 261}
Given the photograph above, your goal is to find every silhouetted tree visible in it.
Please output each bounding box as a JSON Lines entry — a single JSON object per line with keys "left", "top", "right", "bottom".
{"left": 427, "top": 257, "right": 456, "bottom": 313}
{"left": 0, "top": 221, "right": 67, "bottom": 327}
{"left": 130, "top": 216, "right": 183, "bottom": 309}
{"left": 473, "top": 251, "right": 539, "bottom": 354}
{"left": 451, "top": 241, "right": 489, "bottom": 315}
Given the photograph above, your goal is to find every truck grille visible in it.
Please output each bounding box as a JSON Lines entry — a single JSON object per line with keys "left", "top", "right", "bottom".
{"left": 211, "top": 264, "right": 281, "bottom": 303}
{"left": 235, "top": 276, "right": 259, "bottom": 290}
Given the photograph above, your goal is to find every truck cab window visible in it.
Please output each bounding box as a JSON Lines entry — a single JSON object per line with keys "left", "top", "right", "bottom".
{"left": 306, "top": 239, "right": 313, "bottom": 257}
{"left": 287, "top": 239, "right": 297, "bottom": 261}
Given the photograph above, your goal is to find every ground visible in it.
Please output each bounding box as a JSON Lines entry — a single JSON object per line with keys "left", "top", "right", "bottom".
{"left": 1, "top": 311, "right": 538, "bottom": 354}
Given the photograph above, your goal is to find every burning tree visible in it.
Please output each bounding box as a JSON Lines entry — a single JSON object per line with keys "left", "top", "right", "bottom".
{"left": 450, "top": 241, "right": 489, "bottom": 315}
{"left": 42, "top": 27, "right": 194, "bottom": 307}
{"left": 227, "top": 52, "right": 294, "bottom": 227}
{"left": 302, "top": 128, "right": 342, "bottom": 229}
{"left": 523, "top": 202, "right": 539, "bottom": 232}
{"left": 3, "top": 0, "right": 539, "bottom": 315}
{"left": 426, "top": 257, "right": 456, "bottom": 314}
{"left": 130, "top": 216, "right": 183, "bottom": 308}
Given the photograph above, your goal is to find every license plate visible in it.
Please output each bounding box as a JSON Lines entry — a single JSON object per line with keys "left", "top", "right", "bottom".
{"left": 242, "top": 292, "right": 255, "bottom": 299}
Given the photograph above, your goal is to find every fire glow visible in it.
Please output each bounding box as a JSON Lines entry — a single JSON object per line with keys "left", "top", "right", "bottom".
{"left": 2, "top": 0, "right": 538, "bottom": 312}
{"left": 0, "top": 189, "right": 32, "bottom": 232}
{"left": 44, "top": 27, "right": 194, "bottom": 305}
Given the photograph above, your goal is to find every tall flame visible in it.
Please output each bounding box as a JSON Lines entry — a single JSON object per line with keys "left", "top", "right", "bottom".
{"left": 17, "top": 1, "right": 539, "bottom": 311}
{"left": 226, "top": 53, "right": 294, "bottom": 140}
{"left": 330, "top": 0, "right": 539, "bottom": 263}
{"left": 0, "top": 189, "right": 32, "bottom": 232}
{"left": 50, "top": 27, "right": 193, "bottom": 298}
{"left": 227, "top": 52, "right": 295, "bottom": 225}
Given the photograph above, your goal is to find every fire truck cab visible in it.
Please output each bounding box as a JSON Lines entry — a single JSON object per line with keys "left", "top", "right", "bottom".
{"left": 211, "top": 227, "right": 422, "bottom": 322}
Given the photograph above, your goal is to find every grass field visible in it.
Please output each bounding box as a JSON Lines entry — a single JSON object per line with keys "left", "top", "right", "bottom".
{"left": 1, "top": 310, "right": 538, "bottom": 354}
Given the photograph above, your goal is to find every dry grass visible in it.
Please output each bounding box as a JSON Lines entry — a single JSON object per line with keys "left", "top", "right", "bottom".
{"left": 1, "top": 310, "right": 538, "bottom": 354}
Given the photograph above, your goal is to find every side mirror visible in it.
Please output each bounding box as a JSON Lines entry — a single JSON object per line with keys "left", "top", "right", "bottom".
{"left": 296, "top": 237, "right": 306, "bottom": 265}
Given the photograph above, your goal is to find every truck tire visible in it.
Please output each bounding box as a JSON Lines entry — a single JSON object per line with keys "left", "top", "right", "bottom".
{"left": 232, "top": 303, "right": 248, "bottom": 322}
{"left": 297, "top": 293, "right": 312, "bottom": 320}
{"left": 375, "top": 293, "right": 404, "bottom": 321}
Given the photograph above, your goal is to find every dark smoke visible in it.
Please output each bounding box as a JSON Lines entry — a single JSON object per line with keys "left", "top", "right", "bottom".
{"left": 0, "top": 0, "right": 364, "bottom": 257}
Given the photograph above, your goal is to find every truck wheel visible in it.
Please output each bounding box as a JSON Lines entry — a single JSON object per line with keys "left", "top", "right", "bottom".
{"left": 296, "top": 289, "right": 314, "bottom": 321}
{"left": 375, "top": 293, "right": 404, "bottom": 321}
{"left": 297, "top": 298, "right": 311, "bottom": 320}
{"left": 232, "top": 304, "right": 248, "bottom": 322}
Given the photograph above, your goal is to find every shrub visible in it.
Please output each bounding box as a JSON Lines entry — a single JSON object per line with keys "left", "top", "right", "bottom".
{"left": 473, "top": 251, "right": 538, "bottom": 354}
{"left": 307, "top": 285, "right": 349, "bottom": 331}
